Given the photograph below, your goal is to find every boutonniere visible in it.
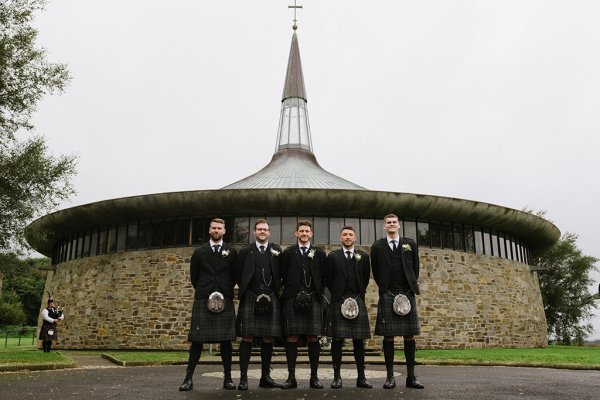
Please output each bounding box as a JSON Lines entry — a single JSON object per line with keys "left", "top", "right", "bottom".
{"left": 221, "top": 249, "right": 230, "bottom": 257}
{"left": 354, "top": 253, "right": 362, "bottom": 262}
{"left": 270, "top": 248, "right": 280, "bottom": 256}
{"left": 402, "top": 244, "right": 411, "bottom": 253}
{"left": 307, "top": 249, "right": 316, "bottom": 259}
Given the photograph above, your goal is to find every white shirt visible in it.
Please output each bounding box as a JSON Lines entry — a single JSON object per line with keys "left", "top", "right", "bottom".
{"left": 342, "top": 247, "right": 355, "bottom": 258}
{"left": 42, "top": 308, "right": 64, "bottom": 323}
{"left": 209, "top": 240, "right": 224, "bottom": 252}
{"left": 387, "top": 235, "right": 400, "bottom": 251}
{"left": 255, "top": 241, "right": 269, "bottom": 251}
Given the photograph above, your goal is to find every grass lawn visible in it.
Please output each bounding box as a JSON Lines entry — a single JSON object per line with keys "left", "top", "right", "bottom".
{"left": 0, "top": 347, "right": 72, "bottom": 365}
{"left": 100, "top": 351, "right": 189, "bottom": 363}
{"left": 414, "top": 346, "right": 600, "bottom": 368}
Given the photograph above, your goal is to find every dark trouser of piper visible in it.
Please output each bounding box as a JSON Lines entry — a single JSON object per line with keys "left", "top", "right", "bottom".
{"left": 42, "top": 340, "right": 52, "bottom": 352}
{"left": 179, "top": 341, "right": 234, "bottom": 391}
{"left": 382, "top": 336, "right": 424, "bottom": 389}
{"left": 330, "top": 338, "right": 372, "bottom": 389}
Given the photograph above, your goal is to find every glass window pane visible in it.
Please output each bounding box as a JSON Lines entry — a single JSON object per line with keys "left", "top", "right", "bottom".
{"left": 498, "top": 233, "right": 506, "bottom": 258}
{"left": 117, "top": 223, "right": 127, "bottom": 252}
{"left": 234, "top": 217, "right": 249, "bottom": 244}
{"left": 313, "top": 217, "right": 328, "bottom": 245}
{"left": 464, "top": 225, "right": 474, "bottom": 252}
{"left": 126, "top": 222, "right": 138, "bottom": 250}
{"left": 222, "top": 217, "right": 235, "bottom": 243}
{"left": 375, "top": 218, "right": 385, "bottom": 241}
{"left": 266, "top": 216, "right": 281, "bottom": 245}
{"left": 360, "top": 218, "right": 375, "bottom": 245}
{"left": 417, "top": 221, "right": 430, "bottom": 247}
{"left": 329, "top": 218, "right": 344, "bottom": 244}
{"left": 191, "top": 217, "right": 207, "bottom": 245}
{"left": 98, "top": 228, "right": 107, "bottom": 255}
{"left": 491, "top": 232, "right": 499, "bottom": 257}
{"left": 483, "top": 230, "right": 491, "bottom": 256}
{"left": 66, "top": 239, "right": 72, "bottom": 261}
{"left": 430, "top": 222, "right": 441, "bottom": 248}
{"left": 441, "top": 222, "right": 453, "bottom": 249}
{"left": 403, "top": 220, "right": 417, "bottom": 241}
{"left": 175, "top": 218, "right": 190, "bottom": 246}
{"left": 151, "top": 220, "right": 163, "bottom": 247}
{"left": 474, "top": 228, "right": 483, "bottom": 254}
{"left": 137, "top": 220, "right": 152, "bottom": 248}
{"left": 90, "top": 229, "right": 98, "bottom": 256}
{"left": 511, "top": 239, "right": 517, "bottom": 261}
{"left": 281, "top": 217, "right": 297, "bottom": 244}
{"left": 453, "top": 224, "right": 464, "bottom": 251}
{"left": 76, "top": 232, "right": 84, "bottom": 259}
{"left": 163, "top": 219, "right": 176, "bottom": 246}
{"left": 107, "top": 226, "right": 117, "bottom": 253}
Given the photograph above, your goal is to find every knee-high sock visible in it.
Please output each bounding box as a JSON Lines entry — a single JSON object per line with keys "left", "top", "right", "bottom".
{"left": 307, "top": 341, "right": 320, "bottom": 377}
{"left": 331, "top": 339, "right": 343, "bottom": 374}
{"left": 238, "top": 340, "right": 252, "bottom": 378}
{"left": 352, "top": 339, "right": 366, "bottom": 379}
{"left": 186, "top": 342, "right": 203, "bottom": 378}
{"left": 285, "top": 341, "right": 298, "bottom": 373}
{"left": 383, "top": 340, "right": 395, "bottom": 378}
{"left": 404, "top": 339, "right": 416, "bottom": 378}
{"left": 261, "top": 342, "right": 274, "bottom": 377}
{"left": 220, "top": 341, "right": 233, "bottom": 377}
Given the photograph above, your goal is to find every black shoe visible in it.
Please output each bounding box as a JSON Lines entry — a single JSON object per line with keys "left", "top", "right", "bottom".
{"left": 237, "top": 377, "right": 248, "bottom": 391}
{"left": 356, "top": 378, "right": 372, "bottom": 389}
{"left": 223, "top": 376, "right": 236, "bottom": 390}
{"left": 383, "top": 376, "right": 396, "bottom": 389}
{"left": 310, "top": 376, "right": 323, "bottom": 389}
{"left": 281, "top": 377, "right": 297, "bottom": 389}
{"left": 260, "top": 375, "right": 283, "bottom": 388}
{"left": 331, "top": 376, "right": 342, "bottom": 389}
{"left": 406, "top": 376, "right": 424, "bottom": 389}
{"left": 179, "top": 379, "right": 193, "bottom": 391}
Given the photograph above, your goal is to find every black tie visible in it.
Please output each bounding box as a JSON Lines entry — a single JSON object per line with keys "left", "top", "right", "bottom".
{"left": 346, "top": 250, "right": 352, "bottom": 260}
{"left": 300, "top": 246, "right": 307, "bottom": 255}
{"left": 391, "top": 240, "right": 397, "bottom": 251}
{"left": 259, "top": 245, "right": 265, "bottom": 253}
{"left": 213, "top": 244, "right": 220, "bottom": 253}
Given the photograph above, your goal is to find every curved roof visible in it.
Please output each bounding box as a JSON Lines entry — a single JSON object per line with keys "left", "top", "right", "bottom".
{"left": 26, "top": 188, "right": 560, "bottom": 256}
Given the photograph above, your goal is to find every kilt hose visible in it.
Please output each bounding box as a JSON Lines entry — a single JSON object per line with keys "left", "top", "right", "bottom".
{"left": 187, "top": 297, "right": 237, "bottom": 343}
{"left": 281, "top": 291, "right": 323, "bottom": 337}
{"left": 326, "top": 297, "right": 371, "bottom": 339}
{"left": 374, "top": 292, "right": 420, "bottom": 337}
{"left": 236, "top": 291, "right": 282, "bottom": 338}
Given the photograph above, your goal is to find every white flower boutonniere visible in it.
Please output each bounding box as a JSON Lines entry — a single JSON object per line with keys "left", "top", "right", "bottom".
{"left": 270, "top": 249, "right": 280, "bottom": 256}
{"left": 307, "top": 249, "right": 316, "bottom": 259}
{"left": 354, "top": 253, "right": 362, "bottom": 262}
{"left": 221, "top": 249, "right": 230, "bottom": 257}
{"left": 402, "top": 244, "right": 411, "bottom": 253}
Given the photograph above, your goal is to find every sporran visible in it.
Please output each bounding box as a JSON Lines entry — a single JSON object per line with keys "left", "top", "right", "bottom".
{"left": 393, "top": 293, "right": 411, "bottom": 316}
{"left": 340, "top": 297, "right": 359, "bottom": 319}
{"left": 254, "top": 293, "right": 273, "bottom": 315}
{"left": 207, "top": 291, "right": 225, "bottom": 313}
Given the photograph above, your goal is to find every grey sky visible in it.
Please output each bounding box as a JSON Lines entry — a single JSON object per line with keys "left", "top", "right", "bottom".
{"left": 31, "top": 1, "right": 600, "bottom": 339}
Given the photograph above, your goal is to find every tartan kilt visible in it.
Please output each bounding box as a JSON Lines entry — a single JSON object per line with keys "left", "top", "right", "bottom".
{"left": 326, "top": 297, "right": 371, "bottom": 339}
{"left": 237, "top": 291, "right": 282, "bottom": 338}
{"left": 39, "top": 323, "right": 58, "bottom": 341}
{"left": 374, "top": 292, "right": 420, "bottom": 337}
{"left": 187, "top": 297, "right": 237, "bottom": 343}
{"left": 281, "top": 292, "right": 323, "bottom": 336}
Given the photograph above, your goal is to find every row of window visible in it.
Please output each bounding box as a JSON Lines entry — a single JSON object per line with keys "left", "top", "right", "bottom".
{"left": 52, "top": 216, "right": 532, "bottom": 265}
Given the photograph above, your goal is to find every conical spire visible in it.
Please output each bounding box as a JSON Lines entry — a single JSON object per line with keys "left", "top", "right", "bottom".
{"left": 275, "top": 32, "right": 312, "bottom": 153}
{"left": 221, "top": 30, "right": 365, "bottom": 190}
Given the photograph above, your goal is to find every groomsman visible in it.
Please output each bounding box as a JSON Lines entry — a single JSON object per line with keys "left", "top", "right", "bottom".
{"left": 179, "top": 218, "right": 238, "bottom": 392}
{"left": 371, "top": 214, "right": 425, "bottom": 389}
{"left": 325, "top": 225, "right": 372, "bottom": 389}
{"left": 280, "top": 220, "right": 326, "bottom": 389}
{"left": 235, "top": 219, "right": 283, "bottom": 390}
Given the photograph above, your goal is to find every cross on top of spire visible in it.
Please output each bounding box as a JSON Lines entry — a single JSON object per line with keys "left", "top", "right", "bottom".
{"left": 288, "top": 1, "right": 303, "bottom": 31}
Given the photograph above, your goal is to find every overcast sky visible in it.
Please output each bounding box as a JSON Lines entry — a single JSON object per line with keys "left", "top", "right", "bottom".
{"left": 30, "top": 1, "right": 600, "bottom": 339}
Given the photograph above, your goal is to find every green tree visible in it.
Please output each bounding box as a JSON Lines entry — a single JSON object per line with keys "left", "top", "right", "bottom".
{"left": 1, "top": 0, "right": 76, "bottom": 253}
{"left": 535, "top": 233, "right": 599, "bottom": 345}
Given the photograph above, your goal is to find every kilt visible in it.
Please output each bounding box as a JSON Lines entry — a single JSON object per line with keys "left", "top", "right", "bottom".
{"left": 374, "top": 292, "right": 420, "bottom": 337}
{"left": 187, "top": 296, "right": 237, "bottom": 343}
{"left": 39, "top": 323, "right": 58, "bottom": 341}
{"left": 326, "top": 297, "right": 371, "bottom": 339}
{"left": 237, "top": 291, "right": 282, "bottom": 337}
{"left": 281, "top": 291, "right": 323, "bottom": 336}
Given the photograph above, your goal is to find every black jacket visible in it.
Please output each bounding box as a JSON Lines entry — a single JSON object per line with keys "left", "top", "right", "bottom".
{"left": 370, "top": 237, "right": 420, "bottom": 295}
{"left": 325, "top": 248, "right": 371, "bottom": 302}
{"left": 190, "top": 242, "right": 238, "bottom": 299}
{"left": 280, "top": 244, "right": 325, "bottom": 300}
{"left": 236, "top": 242, "right": 282, "bottom": 298}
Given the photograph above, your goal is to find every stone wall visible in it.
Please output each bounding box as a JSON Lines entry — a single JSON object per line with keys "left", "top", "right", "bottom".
{"left": 40, "top": 246, "right": 546, "bottom": 350}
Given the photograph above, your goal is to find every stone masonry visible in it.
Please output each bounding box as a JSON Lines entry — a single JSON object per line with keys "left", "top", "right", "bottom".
{"left": 39, "top": 246, "right": 547, "bottom": 350}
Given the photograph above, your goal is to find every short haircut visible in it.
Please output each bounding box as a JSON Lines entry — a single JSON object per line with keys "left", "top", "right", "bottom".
{"left": 296, "top": 220, "right": 312, "bottom": 230}
{"left": 210, "top": 218, "right": 226, "bottom": 226}
{"left": 254, "top": 219, "right": 269, "bottom": 229}
{"left": 383, "top": 214, "right": 399, "bottom": 222}
{"left": 341, "top": 225, "right": 355, "bottom": 233}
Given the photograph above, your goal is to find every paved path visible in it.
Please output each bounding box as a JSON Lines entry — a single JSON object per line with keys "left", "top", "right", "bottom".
{"left": 1, "top": 363, "right": 599, "bottom": 400}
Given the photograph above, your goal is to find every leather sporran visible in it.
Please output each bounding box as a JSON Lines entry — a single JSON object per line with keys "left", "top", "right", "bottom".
{"left": 254, "top": 293, "right": 273, "bottom": 315}
{"left": 207, "top": 291, "right": 225, "bottom": 313}
{"left": 393, "top": 293, "right": 411, "bottom": 316}
{"left": 294, "top": 290, "right": 313, "bottom": 312}
{"left": 340, "top": 297, "right": 359, "bottom": 319}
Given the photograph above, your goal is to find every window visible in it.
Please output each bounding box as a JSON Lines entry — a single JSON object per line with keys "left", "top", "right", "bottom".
{"left": 442, "top": 222, "right": 454, "bottom": 249}
{"left": 313, "top": 217, "right": 329, "bottom": 244}
{"left": 417, "top": 221, "right": 430, "bottom": 247}
{"left": 360, "top": 218, "right": 375, "bottom": 245}
{"left": 403, "top": 220, "right": 417, "bottom": 241}
{"left": 430, "top": 222, "right": 441, "bottom": 248}
{"left": 281, "top": 217, "right": 297, "bottom": 244}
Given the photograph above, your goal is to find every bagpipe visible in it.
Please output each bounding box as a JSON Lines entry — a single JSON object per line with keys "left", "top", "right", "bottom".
{"left": 46, "top": 290, "right": 64, "bottom": 318}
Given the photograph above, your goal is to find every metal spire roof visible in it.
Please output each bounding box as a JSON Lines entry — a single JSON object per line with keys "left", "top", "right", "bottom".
{"left": 222, "top": 31, "right": 365, "bottom": 190}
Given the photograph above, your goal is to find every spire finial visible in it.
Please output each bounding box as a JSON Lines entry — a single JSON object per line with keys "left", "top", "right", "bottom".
{"left": 288, "top": 1, "right": 302, "bottom": 31}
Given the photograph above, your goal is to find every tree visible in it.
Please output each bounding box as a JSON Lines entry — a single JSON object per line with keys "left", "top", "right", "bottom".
{"left": 0, "top": 0, "right": 76, "bottom": 253}
{"left": 535, "top": 233, "right": 599, "bottom": 345}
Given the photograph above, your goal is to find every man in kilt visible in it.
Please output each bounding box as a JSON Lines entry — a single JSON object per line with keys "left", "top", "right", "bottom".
{"left": 39, "top": 298, "right": 64, "bottom": 352}
{"left": 324, "top": 225, "right": 372, "bottom": 389}
{"left": 235, "top": 219, "right": 283, "bottom": 390}
{"left": 179, "top": 218, "right": 238, "bottom": 392}
{"left": 371, "top": 214, "right": 425, "bottom": 389}
{"left": 280, "top": 220, "right": 326, "bottom": 389}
